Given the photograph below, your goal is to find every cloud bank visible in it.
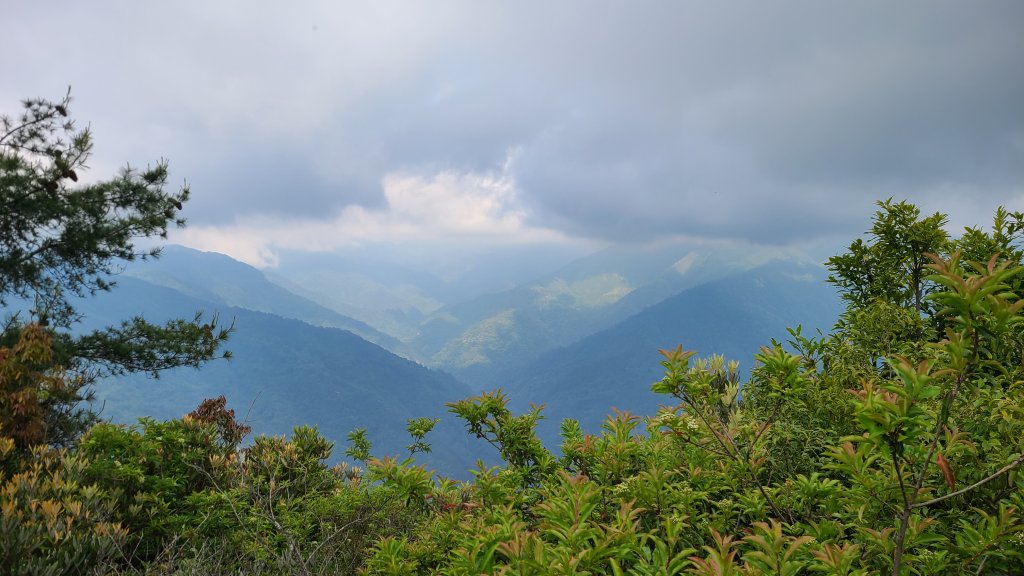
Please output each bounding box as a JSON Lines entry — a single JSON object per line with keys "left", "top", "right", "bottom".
{"left": 176, "top": 157, "right": 574, "bottom": 266}
{"left": 4, "top": 1, "right": 1022, "bottom": 264}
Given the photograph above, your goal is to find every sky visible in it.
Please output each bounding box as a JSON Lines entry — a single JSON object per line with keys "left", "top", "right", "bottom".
{"left": 5, "top": 1, "right": 1023, "bottom": 269}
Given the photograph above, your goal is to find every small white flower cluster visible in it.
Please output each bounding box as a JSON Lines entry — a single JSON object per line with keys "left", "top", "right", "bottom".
{"left": 913, "top": 548, "right": 937, "bottom": 562}
{"left": 612, "top": 480, "right": 633, "bottom": 496}
{"left": 651, "top": 412, "right": 678, "bottom": 429}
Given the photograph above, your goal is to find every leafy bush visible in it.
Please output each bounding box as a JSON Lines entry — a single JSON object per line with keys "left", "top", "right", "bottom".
{"left": 0, "top": 439, "right": 127, "bottom": 576}
{"left": 77, "top": 416, "right": 232, "bottom": 561}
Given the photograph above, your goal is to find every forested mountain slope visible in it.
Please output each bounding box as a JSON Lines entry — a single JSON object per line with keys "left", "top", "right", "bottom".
{"left": 73, "top": 276, "right": 483, "bottom": 474}
{"left": 65, "top": 246, "right": 839, "bottom": 470}
{"left": 501, "top": 262, "right": 841, "bottom": 443}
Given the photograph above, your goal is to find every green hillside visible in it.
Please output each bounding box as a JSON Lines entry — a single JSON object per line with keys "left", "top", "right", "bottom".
{"left": 6, "top": 201, "right": 1024, "bottom": 575}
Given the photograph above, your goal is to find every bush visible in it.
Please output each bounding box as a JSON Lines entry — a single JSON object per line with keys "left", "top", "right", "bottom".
{"left": 0, "top": 439, "right": 127, "bottom": 576}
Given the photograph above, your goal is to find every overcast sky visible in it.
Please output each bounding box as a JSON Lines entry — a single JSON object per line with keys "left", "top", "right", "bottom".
{"left": 5, "top": 1, "right": 1023, "bottom": 268}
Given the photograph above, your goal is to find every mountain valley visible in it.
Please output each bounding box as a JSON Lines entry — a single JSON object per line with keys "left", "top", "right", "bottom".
{"left": 10, "top": 243, "right": 842, "bottom": 476}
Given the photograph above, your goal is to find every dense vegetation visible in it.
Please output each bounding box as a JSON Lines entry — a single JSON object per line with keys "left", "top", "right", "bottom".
{"left": 3, "top": 95, "right": 1024, "bottom": 574}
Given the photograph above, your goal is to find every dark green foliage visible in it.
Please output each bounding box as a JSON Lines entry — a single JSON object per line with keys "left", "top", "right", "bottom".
{"left": 154, "top": 425, "right": 431, "bottom": 575}
{"left": 356, "top": 203, "right": 1024, "bottom": 575}
{"left": 0, "top": 89, "right": 184, "bottom": 321}
{"left": 950, "top": 206, "right": 1024, "bottom": 275}
{"left": 69, "top": 312, "right": 231, "bottom": 378}
{"left": 77, "top": 416, "right": 232, "bottom": 560}
{"left": 405, "top": 417, "right": 439, "bottom": 456}
{"left": 448, "top": 390, "right": 557, "bottom": 490}
{"left": 345, "top": 428, "right": 373, "bottom": 464}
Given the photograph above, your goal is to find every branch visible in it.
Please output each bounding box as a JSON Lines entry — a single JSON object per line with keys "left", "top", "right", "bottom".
{"left": 912, "top": 452, "right": 1024, "bottom": 509}
{"left": 689, "top": 403, "right": 791, "bottom": 523}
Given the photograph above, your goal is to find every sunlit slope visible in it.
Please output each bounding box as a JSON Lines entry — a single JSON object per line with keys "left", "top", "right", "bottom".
{"left": 414, "top": 241, "right": 820, "bottom": 384}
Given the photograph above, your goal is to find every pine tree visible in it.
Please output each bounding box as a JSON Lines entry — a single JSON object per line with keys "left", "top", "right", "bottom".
{"left": 0, "top": 89, "right": 230, "bottom": 447}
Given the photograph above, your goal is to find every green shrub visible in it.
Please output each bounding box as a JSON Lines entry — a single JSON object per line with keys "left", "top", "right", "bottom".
{"left": 0, "top": 440, "right": 127, "bottom": 576}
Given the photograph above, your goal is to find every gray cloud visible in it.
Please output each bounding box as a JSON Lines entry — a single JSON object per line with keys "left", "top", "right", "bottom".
{"left": 4, "top": 1, "right": 1022, "bottom": 249}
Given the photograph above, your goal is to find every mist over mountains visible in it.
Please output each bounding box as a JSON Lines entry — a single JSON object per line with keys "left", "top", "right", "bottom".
{"left": 14, "top": 242, "right": 840, "bottom": 476}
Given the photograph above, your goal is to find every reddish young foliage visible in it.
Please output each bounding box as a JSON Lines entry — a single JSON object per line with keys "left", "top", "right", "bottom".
{"left": 186, "top": 395, "right": 251, "bottom": 447}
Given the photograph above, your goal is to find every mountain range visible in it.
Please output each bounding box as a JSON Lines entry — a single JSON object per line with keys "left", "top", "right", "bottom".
{"left": 403, "top": 241, "right": 828, "bottom": 386}
{"left": 5, "top": 242, "right": 843, "bottom": 476}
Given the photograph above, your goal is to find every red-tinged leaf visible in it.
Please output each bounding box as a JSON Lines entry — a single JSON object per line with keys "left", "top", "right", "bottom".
{"left": 936, "top": 452, "right": 955, "bottom": 490}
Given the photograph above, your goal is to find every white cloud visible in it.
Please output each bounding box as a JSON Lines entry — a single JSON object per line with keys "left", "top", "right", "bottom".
{"left": 173, "top": 159, "right": 572, "bottom": 267}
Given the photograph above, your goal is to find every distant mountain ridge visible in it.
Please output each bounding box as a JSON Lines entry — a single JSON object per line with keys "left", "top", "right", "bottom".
{"left": 409, "top": 241, "right": 826, "bottom": 385}
{"left": 124, "top": 246, "right": 409, "bottom": 355}
{"left": 263, "top": 243, "right": 592, "bottom": 341}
